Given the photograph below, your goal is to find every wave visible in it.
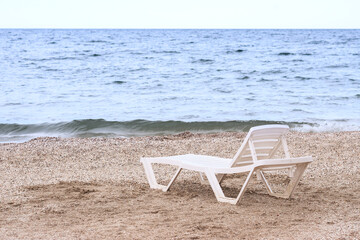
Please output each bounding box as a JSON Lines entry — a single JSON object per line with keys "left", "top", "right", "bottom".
{"left": 295, "top": 76, "right": 312, "bottom": 81}
{"left": 326, "top": 64, "right": 349, "bottom": 69}
{"left": 257, "top": 78, "right": 272, "bottom": 82}
{"left": 88, "top": 40, "right": 108, "bottom": 43}
{"left": 262, "top": 70, "right": 283, "bottom": 74}
{"left": 307, "top": 40, "right": 329, "bottom": 45}
{"left": 226, "top": 49, "right": 245, "bottom": 54}
{"left": 237, "top": 76, "right": 249, "bottom": 80}
{"left": 112, "top": 80, "right": 126, "bottom": 85}
{"left": 278, "top": 52, "right": 295, "bottom": 56}
{"left": 23, "top": 56, "right": 78, "bottom": 62}
{"left": 193, "top": 59, "right": 214, "bottom": 64}
{"left": 151, "top": 50, "right": 180, "bottom": 54}
{"left": 0, "top": 119, "right": 310, "bottom": 142}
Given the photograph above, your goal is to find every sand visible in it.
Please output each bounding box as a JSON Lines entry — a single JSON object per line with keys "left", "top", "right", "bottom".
{"left": 0, "top": 131, "right": 359, "bottom": 239}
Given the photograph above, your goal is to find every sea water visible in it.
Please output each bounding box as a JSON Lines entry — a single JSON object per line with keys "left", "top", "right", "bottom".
{"left": 0, "top": 29, "right": 359, "bottom": 142}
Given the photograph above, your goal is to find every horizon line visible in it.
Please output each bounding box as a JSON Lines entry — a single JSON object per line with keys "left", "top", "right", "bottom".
{"left": 1, "top": 27, "right": 360, "bottom": 30}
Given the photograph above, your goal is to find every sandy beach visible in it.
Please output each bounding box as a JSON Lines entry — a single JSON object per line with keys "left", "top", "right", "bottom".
{"left": 0, "top": 131, "right": 359, "bottom": 239}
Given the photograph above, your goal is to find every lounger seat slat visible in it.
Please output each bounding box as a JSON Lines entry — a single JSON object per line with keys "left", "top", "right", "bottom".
{"left": 245, "top": 146, "right": 274, "bottom": 151}
{"left": 241, "top": 153, "right": 270, "bottom": 158}
{"left": 252, "top": 139, "right": 278, "bottom": 143}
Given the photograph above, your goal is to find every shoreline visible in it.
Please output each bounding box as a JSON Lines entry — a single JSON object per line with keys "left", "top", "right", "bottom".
{"left": 1, "top": 131, "right": 359, "bottom": 239}
{"left": 2, "top": 128, "right": 360, "bottom": 145}
{"left": 2, "top": 119, "right": 360, "bottom": 144}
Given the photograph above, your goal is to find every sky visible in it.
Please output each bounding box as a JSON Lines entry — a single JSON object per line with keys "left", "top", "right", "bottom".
{"left": 0, "top": 0, "right": 359, "bottom": 29}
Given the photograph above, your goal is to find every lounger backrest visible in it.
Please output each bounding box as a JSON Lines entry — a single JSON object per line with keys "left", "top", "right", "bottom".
{"left": 230, "top": 125, "right": 290, "bottom": 167}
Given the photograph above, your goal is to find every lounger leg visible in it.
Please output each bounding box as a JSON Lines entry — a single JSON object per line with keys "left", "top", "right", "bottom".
{"left": 205, "top": 170, "right": 226, "bottom": 201}
{"left": 288, "top": 167, "right": 295, "bottom": 178}
{"left": 256, "top": 170, "right": 262, "bottom": 180}
{"left": 142, "top": 161, "right": 160, "bottom": 189}
{"left": 267, "top": 163, "right": 309, "bottom": 199}
{"left": 142, "top": 161, "right": 182, "bottom": 192}
{"left": 199, "top": 173, "right": 207, "bottom": 184}
{"left": 205, "top": 169, "right": 255, "bottom": 205}
{"left": 258, "top": 171, "right": 274, "bottom": 195}
{"left": 164, "top": 167, "right": 182, "bottom": 192}
{"left": 282, "top": 163, "right": 308, "bottom": 198}
{"left": 199, "top": 173, "right": 224, "bottom": 185}
{"left": 217, "top": 174, "right": 225, "bottom": 183}
{"left": 233, "top": 169, "right": 255, "bottom": 205}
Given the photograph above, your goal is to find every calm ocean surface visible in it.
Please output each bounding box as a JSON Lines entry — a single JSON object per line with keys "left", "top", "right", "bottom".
{"left": 1, "top": 29, "right": 359, "bottom": 142}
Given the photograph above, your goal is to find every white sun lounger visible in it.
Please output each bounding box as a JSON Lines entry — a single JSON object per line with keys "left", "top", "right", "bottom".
{"left": 140, "top": 125, "right": 312, "bottom": 205}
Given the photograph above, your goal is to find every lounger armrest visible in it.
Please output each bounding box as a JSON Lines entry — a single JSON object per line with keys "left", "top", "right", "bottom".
{"left": 212, "top": 156, "right": 312, "bottom": 174}
{"left": 255, "top": 156, "right": 313, "bottom": 168}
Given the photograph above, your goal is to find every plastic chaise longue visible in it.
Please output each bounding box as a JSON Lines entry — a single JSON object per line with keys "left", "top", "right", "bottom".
{"left": 140, "top": 125, "right": 312, "bottom": 205}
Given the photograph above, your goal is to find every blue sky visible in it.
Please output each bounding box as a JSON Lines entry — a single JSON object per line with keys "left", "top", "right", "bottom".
{"left": 0, "top": 0, "right": 359, "bottom": 28}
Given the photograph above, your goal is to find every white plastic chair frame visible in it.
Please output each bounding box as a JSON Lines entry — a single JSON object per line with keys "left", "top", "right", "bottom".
{"left": 140, "top": 125, "right": 312, "bottom": 205}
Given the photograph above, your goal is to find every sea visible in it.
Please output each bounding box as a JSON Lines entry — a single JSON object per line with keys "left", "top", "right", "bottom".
{"left": 0, "top": 29, "right": 359, "bottom": 143}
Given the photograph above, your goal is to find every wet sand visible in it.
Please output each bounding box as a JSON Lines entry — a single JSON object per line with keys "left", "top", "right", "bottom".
{"left": 0, "top": 131, "right": 359, "bottom": 239}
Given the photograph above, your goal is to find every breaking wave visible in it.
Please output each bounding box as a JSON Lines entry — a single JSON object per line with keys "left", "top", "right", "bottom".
{"left": 0, "top": 119, "right": 311, "bottom": 143}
